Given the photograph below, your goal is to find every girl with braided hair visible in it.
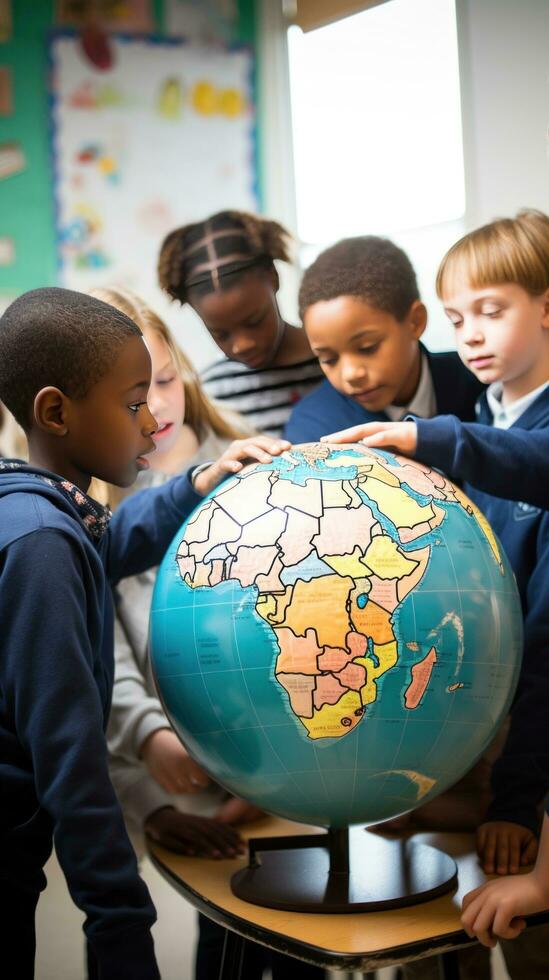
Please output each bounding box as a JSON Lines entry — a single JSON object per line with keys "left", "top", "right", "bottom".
{"left": 158, "top": 210, "right": 323, "bottom": 436}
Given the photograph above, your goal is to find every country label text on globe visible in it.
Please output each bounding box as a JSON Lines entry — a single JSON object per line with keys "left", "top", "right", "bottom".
{"left": 151, "top": 444, "right": 522, "bottom": 827}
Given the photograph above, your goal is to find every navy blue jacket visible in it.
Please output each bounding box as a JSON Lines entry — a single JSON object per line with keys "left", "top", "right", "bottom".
{"left": 415, "top": 413, "right": 549, "bottom": 510}
{"left": 415, "top": 389, "right": 549, "bottom": 832}
{"left": 284, "top": 348, "right": 484, "bottom": 442}
{"left": 0, "top": 467, "right": 200, "bottom": 978}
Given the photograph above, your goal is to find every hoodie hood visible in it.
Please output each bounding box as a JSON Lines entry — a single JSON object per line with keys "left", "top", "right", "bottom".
{"left": 0, "top": 459, "right": 111, "bottom": 547}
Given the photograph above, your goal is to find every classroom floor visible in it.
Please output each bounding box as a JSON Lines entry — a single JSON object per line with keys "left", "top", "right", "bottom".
{"left": 35, "top": 850, "right": 511, "bottom": 979}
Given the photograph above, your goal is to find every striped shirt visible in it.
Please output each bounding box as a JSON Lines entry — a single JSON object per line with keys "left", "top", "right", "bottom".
{"left": 201, "top": 356, "right": 324, "bottom": 436}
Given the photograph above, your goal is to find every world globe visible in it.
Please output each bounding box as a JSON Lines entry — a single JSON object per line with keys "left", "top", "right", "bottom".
{"left": 150, "top": 443, "right": 522, "bottom": 829}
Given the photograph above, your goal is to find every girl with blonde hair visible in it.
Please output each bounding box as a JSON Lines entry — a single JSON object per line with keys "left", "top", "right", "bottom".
{"left": 90, "top": 285, "right": 250, "bottom": 508}
{"left": 89, "top": 287, "right": 258, "bottom": 843}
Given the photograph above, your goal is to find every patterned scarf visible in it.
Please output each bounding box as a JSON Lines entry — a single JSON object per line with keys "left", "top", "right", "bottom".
{"left": 0, "top": 458, "right": 112, "bottom": 540}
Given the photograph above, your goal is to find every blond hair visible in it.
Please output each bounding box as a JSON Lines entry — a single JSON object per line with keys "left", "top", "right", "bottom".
{"left": 436, "top": 209, "right": 549, "bottom": 300}
{"left": 88, "top": 287, "right": 249, "bottom": 507}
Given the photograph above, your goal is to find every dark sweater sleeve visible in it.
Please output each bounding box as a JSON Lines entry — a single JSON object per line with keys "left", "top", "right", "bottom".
{"left": 414, "top": 415, "right": 549, "bottom": 509}
{"left": 108, "top": 470, "right": 201, "bottom": 584}
{"left": 1, "top": 531, "right": 160, "bottom": 979}
{"left": 487, "top": 514, "right": 549, "bottom": 833}
{"left": 284, "top": 399, "right": 327, "bottom": 442}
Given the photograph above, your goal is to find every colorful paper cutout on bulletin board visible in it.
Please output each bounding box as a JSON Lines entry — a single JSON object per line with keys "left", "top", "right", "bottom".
{"left": 49, "top": 32, "right": 257, "bottom": 297}
{"left": 0, "top": 141, "right": 26, "bottom": 180}
{"left": 0, "top": 237, "right": 15, "bottom": 266}
{"left": 0, "top": 0, "right": 12, "bottom": 42}
{"left": 0, "top": 66, "right": 12, "bottom": 114}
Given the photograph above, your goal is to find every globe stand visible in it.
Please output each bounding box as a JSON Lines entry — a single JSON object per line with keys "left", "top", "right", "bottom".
{"left": 231, "top": 827, "right": 458, "bottom": 913}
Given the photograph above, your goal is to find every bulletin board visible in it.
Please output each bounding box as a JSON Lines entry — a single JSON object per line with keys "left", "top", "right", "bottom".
{"left": 48, "top": 31, "right": 258, "bottom": 294}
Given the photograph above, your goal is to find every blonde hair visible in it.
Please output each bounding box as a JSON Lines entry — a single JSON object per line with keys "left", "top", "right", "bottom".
{"left": 88, "top": 287, "right": 249, "bottom": 507}
{"left": 436, "top": 209, "right": 549, "bottom": 300}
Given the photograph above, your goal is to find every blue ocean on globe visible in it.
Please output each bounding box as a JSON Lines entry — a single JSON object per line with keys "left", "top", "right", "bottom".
{"left": 150, "top": 444, "right": 522, "bottom": 827}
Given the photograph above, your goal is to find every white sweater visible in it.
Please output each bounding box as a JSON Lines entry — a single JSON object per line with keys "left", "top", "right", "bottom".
{"left": 107, "top": 431, "right": 231, "bottom": 831}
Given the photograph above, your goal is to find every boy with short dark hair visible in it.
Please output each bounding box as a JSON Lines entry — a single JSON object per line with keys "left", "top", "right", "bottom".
{"left": 285, "top": 235, "right": 483, "bottom": 442}
{"left": 0, "top": 287, "right": 285, "bottom": 979}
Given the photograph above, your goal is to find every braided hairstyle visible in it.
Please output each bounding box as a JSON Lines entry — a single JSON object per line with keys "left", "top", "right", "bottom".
{"left": 158, "top": 210, "right": 292, "bottom": 305}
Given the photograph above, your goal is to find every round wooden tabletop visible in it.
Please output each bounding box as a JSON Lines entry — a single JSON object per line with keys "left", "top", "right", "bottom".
{"left": 148, "top": 816, "right": 501, "bottom": 971}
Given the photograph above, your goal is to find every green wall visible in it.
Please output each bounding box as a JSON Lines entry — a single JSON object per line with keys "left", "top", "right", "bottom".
{"left": 0, "top": 0, "right": 257, "bottom": 295}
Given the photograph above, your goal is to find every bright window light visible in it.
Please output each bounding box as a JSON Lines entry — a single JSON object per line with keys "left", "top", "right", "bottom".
{"left": 288, "top": 0, "right": 465, "bottom": 244}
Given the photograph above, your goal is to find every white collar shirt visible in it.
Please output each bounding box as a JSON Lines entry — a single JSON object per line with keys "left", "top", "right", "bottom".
{"left": 485, "top": 379, "right": 549, "bottom": 430}
{"left": 386, "top": 353, "right": 436, "bottom": 421}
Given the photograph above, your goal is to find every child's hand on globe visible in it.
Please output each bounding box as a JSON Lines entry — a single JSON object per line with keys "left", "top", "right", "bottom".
{"left": 141, "top": 728, "right": 210, "bottom": 794}
{"left": 321, "top": 421, "right": 418, "bottom": 456}
{"left": 152, "top": 442, "right": 522, "bottom": 833}
{"left": 145, "top": 807, "right": 245, "bottom": 858}
{"left": 193, "top": 436, "right": 291, "bottom": 497}
{"left": 477, "top": 820, "right": 538, "bottom": 875}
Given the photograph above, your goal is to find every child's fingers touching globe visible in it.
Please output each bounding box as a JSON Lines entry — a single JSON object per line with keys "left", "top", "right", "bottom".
{"left": 321, "top": 421, "right": 418, "bottom": 456}
{"left": 193, "top": 436, "right": 291, "bottom": 495}
{"left": 362, "top": 422, "right": 418, "bottom": 455}
{"left": 321, "top": 423, "right": 379, "bottom": 443}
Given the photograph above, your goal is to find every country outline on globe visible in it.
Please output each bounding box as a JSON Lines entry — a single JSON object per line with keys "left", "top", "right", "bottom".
{"left": 174, "top": 442, "right": 504, "bottom": 742}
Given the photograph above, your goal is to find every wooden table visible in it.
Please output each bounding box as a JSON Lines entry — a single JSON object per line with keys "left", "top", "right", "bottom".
{"left": 147, "top": 816, "right": 547, "bottom": 978}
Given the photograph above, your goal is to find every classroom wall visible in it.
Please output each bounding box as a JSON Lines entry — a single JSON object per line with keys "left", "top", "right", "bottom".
{"left": 2, "top": 1, "right": 549, "bottom": 347}
{"left": 418, "top": 0, "right": 549, "bottom": 350}
{"left": 457, "top": 0, "right": 549, "bottom": 228}
{"left": 0, "top": 0, "right": 256, "bottom": 301}
{"left": 0, "top": 2, "right": 58, "bottom": 295}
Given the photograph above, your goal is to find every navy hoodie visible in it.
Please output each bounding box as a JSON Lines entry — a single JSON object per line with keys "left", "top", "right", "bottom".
{"left": 284, "top": 348, "right": 484, "bottom": 442}
{"left": 414, "top": 389, "right": 549, "bottom": 832}
{"left": 0, "top": 464, "right": 201, "bottom": 978}
{"left": 414, "top": 413, "right": 549, "bottom": 511}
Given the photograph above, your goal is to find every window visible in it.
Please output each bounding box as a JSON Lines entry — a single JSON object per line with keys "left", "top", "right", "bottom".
{"left": 288, "top": 0, "right": 465, "bottom": 244}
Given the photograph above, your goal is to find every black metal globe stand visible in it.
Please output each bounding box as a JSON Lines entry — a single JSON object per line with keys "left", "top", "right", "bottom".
{"left": 231, "top": 826, "right": 458, "bottom": 913}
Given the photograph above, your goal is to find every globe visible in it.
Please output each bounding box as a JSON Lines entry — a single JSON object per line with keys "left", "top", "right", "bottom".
{"left": 150, "top": 443, "right": 522, "bottom": 829}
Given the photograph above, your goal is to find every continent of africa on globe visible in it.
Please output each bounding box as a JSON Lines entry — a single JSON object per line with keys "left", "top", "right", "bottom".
{"left": 150, "top": 443, "right": 522, "bottom": 828}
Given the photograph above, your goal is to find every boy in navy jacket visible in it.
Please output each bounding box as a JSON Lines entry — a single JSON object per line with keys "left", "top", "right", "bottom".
{"left": 0, "top": 288, "right": 286, "bottom": 979}
{"left": 324, "top": 211, "right": 549, "bottom": 970}
{"left": 284, "top": 236, "right": 483, "bottom": 443}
